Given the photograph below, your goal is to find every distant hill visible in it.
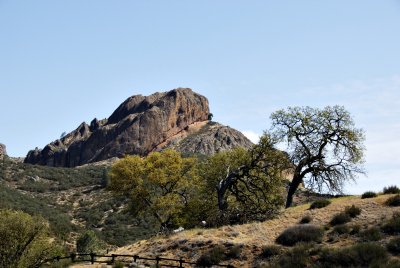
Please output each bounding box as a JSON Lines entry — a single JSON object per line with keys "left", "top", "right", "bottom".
{"left": 24, "top": 88, "right": 253, "bottom": 167}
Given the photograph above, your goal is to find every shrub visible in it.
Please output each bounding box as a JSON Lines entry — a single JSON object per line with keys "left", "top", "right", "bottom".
{"left": 276, "top": 224, "right": 324, "bottom": 246}
{"left": 277, "top": 243, "right": 316, "bottom": 268}
{"left": 260, "top": 245, "right": 281, "bottom": 259}
{"left": 382, "top": 213, "right": 400, "bottom": 235}
{"left": 330, "top": 212, "right": 351, "bottom": 226}
{"left": 344, "top": 205, "right": 361, "bottom": 218}
{"left": 226, "top": 245, "right": 242, "bottom": 259}
{"left": 350, "top": 224, "right": 361, "bottom": 235}
{"left": 387, "top": 237, "right": 400, "bottom": 255}
{"left": 359, "top": 227, "right": 383, "bottom": 241}
{"left": 383, "top": 185, "right": 400, "bottom": 194}
{"left": 319, "top": 243, "right": 388, "bottom": 267}
{"left": 332, "top": 224, "right": 350, "bottom": 235}
{"left": 113, "top": 261, "right": 124, "bottom": 268}
{"left": 196, "top": 245, "right": 226, "bottom": 267}
{"left": 361, "top": 191, "right": 377, "bottom": 199}
{"left": 310, "top": 199, "right": 331, "bottom": 209}
{"left": 299, "top": 215, "right": 312, "bottom": 224}
{"left": 385, "top": 194, "right": 400, "bottom": 207}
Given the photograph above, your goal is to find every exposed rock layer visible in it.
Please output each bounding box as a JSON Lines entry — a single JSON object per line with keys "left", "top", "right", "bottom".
{"left": 24, "top": 88, "right": 253, "bottom": 167}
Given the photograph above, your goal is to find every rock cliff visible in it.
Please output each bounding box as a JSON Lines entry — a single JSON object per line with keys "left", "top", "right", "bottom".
{"left": 0, "top": 143, "right": 6, "bottom": 160}
{"left": 24, "top": 88, "right": 253, "bottom": 167}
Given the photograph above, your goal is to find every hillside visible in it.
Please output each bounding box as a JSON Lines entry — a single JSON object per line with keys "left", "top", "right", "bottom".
{"left": 71, "top": 194, "right": 400, "bottom": 267}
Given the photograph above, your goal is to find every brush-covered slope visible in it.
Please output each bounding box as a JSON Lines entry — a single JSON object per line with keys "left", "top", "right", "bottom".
{"left": 24, "top": 88, "right": 253, "bottom": 167}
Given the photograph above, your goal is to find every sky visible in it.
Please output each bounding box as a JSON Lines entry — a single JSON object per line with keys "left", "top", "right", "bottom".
{"left": 0, "top": 1, "right": 399, "bottom": 194}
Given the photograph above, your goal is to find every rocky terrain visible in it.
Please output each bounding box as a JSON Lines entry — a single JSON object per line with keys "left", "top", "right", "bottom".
{"left": 0, "top": 143, "right": 6, "bottom": 160}
{"left": 24, "top": 88, "right": 252, "bottom": 167}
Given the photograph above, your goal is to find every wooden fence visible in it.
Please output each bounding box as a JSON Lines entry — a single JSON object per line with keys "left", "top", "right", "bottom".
{"left": 44, "top": 253, "right": 235, "bottom": 267}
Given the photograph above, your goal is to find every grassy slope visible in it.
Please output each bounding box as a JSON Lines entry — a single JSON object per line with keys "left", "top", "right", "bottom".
{"left": 73, "top": 194, "right": 400, "bottom": 267}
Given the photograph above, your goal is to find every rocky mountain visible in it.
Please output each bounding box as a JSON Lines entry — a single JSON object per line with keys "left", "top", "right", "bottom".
{"left": 25, "top": 88, "right": 253, "bottom": 167}
{"left": 0, "top": 143, "right": 6, "bottom": 160}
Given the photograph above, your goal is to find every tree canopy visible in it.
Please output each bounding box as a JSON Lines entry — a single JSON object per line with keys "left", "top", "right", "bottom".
{"left": 108, "top": 149, "right": 202, "bottom": 231}
{"left": 270, "top": 106, "right": 365, "bottom": 208}
{"left": 0, "top": 209, "right": 62, "bottom": 268}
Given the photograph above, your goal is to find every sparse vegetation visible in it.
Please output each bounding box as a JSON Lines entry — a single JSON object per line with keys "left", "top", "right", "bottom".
{"left": 196, "top": 245, "right": 226, "bottom": 267}
{"left": 387, "top": 237, "right": 400, "bottom": 255}
{"left": 330, "top": 212, "right": 351, "bottom": 226}
{"left": 385, "top": 194, "right": 400, "bottom": 207}
{"left": 332, "top": 224, "right": 350, "bottom": 235}
{"left": 361, "top": 191, "right": 377, "bottom": 199}
{"left": 299, "top": 215, "right": 312, "bottom": 224}
{"left": 309, "top": 199, "right": 331, "bottom": 209}
{"left": 382, "top": 212, "right": 400, "bottom": 235}
{"left": 344, "top": 204, "right": 361, "bottom": 218}
{"left": 260, "top": 245, "right": 281, "bottom": 259}
{"left": 359, "top": 227, "right": 383, "bottom": 241}
{"left": 383, "top": 185, "right": 400, "bottom": 194}
{"left": 276, "top": 224, "right": 324, "bottom": 246}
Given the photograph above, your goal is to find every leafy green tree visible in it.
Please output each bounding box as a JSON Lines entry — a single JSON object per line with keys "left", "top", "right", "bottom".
{"left": 109, "top": 149, "right": 202, "bottom": 231}
{"left": 270, "top": 106, "right": 365, "bottom": 208}
{"left": 0, "top": 209, "right": 62, "bottom": 268}
{"left": 201, "top": 135, "right": 288, "bottom": 223}
{"left": 76, "top": 230, "right": 106, "bottom": 254}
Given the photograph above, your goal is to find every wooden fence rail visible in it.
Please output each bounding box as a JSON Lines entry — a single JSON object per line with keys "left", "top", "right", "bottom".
{"left": 44, "top": 253, "right": 235, "bottom": 267}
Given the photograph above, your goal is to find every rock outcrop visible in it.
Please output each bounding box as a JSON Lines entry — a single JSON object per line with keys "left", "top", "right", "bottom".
{"left": 24, "top": 88, "right": 253, "bottom": 167}
{"left": 0, "top": 143, "right": 7, "bottom": 160}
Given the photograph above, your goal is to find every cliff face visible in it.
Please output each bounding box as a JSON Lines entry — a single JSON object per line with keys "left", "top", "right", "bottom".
{"left": 24, "top": 88, "right": 252, "bottom": 167}
{"left": 0, "top": 143, "right": 6, "bottom": 160}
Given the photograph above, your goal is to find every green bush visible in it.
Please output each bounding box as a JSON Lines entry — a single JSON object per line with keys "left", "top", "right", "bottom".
{"left": 310, "top": 199, "right": 331, "bottom": 209}
{"left": 344, "top": 205, "right": 361, "bottom": 218}
{"left": 382, "top": 213, "right": 400, "bottom": 235}
{"left": 276, "top": 243, "right": 318, "bottom": 268}
{"left": 385, "top": 194, "right": 400, "bottom": 207}
{"left": 359, "top": 227, "right": 383, "bottom": 241}
{"left": 276, "top": 224, "right": 324, "bottom": 246}
{"left": 260, "top": 245, "right": 281, "bottom": 259}
{"left": 350, "top": 224, "right": 361, "bottom": 235}
{"left": 299, "top": 215, "right": 312, "bottom": 224}
{"left": 196, "top": 245, "right": 226, "bottom": 267}
{"left": 361, "top": 191, "right": 377, "bottom": 199}
{"left": 319, "top": 243, "right": 388, "bottom": 267}
{"left": 76, "top": 230, "right": 107, "bottom": 254}
{"left": 330, "top": 212, "right": 351, "bottom": 226}
{"left": 383, "top": 185, "right": 400, "bottom": 194}
{"left": 332, "top": 224, "right": 350, "bottom": 235}
{"left": 387, "top": 237, "right": 400, "bottom": 256}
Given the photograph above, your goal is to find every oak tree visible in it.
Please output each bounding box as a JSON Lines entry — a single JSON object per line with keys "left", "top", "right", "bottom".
{"left": 270, "top": 106, "right": 365, "bottom": 208}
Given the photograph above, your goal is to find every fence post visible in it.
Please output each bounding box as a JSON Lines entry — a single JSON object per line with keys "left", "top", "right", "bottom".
{"left": 134, "top": 255, "right": 138, "bottom": 262}
{"left": 70, "top": 253, "right": 76, "bottom": 262}
{"left": 156, "top": 256, "right": 160, "bottom": 267}
{"left": 111, "top": 254, "right": 115, "bottom": 264}
{"left": 90, "top": 252, "right": 95, "bottom": 264}
{"left": 179, "top": 257, "right": 184, "bottom": 268}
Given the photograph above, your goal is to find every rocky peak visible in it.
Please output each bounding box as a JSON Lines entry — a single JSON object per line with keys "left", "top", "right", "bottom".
{"left": 0, "top": 143, "right": 7, "bottom": 160}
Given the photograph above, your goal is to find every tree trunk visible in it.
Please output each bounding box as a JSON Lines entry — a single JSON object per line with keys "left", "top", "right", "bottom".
{"left": 285, "top": 175, "right": 302, "bottom": 208}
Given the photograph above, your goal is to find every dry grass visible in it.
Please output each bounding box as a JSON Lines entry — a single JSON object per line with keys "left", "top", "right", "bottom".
{"left": 71, "top": 194, "right": 400, "bottom": 267}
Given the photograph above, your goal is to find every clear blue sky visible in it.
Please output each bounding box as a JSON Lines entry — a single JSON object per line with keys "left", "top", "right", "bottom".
{"left": 1, "top": 1, "right": 399, "bottom": 194}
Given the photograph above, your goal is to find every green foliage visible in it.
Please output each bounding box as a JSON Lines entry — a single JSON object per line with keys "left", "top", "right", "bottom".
{"left": 332, "top": 224, "right": 350, "bottom": 235}
{"left": 383, "top": 185, "right": 400, "bottom": 194}
{"left": 276, "top": 224, "right": 324, "bottom": 246}
{"left": 361, "top": 191, "right": 377, "bottom": 199}
{"left": 76, "top": 230, "right": 107, "bottom": 254}
{"left": 196, "top": 245, "right": 226, "bottom": 267}
{"left": 330, "top": 212, "right": 351, "bottom": 226}
{"left": 109, "top": 149, "right": 202, "bottom": 231}
{"left": 318, "top": 243, "right": 388, "bottom": 267}
{"left": 309, "top": 199, "right": 331, "bottom": 209}
{"left": 387, "top": 237, "right": 400, "bottom": 255}
{"left": 200, "top": 136, "right": 287, "bottom": 224}
{"left": 0, "top": 209, "right": 63, "bottom": 268}
{"left": 344, "top": 204, "right": 361, "bottom": 218}
{"left": 382, "top": 212, "right": 400, "bottom": 235}
{"left": 260, "top": 245, "right": 281, "bottom": 259}
{"left": 113, "top": 261, "right": 125, "bottom": 268}
{"left": 276, "top": 243, "right": 317, "bottom": 268}
{"left": 385, "top": 194, "right": 400, "bottom": 207}
{"left": 359, "top": 227, "right": 383, "bottom": 241}
{"left": 270, "top": 106, "right": 365, "bottom": 208}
